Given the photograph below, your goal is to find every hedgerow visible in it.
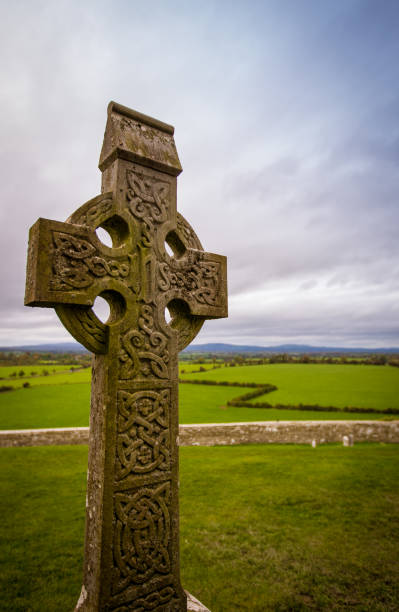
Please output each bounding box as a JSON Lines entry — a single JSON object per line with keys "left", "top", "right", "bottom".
{"left": 180, "top": 378, "right": 399, "bottom": 415}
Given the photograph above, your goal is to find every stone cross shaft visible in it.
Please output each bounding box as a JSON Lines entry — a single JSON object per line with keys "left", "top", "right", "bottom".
{"left": 25, "top": 102, "right": 227, "bottom": 611}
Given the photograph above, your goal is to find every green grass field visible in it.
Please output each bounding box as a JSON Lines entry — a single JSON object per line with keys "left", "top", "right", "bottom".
{"left": 0, "top": 364, "right": 75, "bottom": 376}
{"left": 0, "top": 385, "right": 91, "bottom": 429}
{"left": 1, "top": 363, "right": 398, "bottom": 430}
{"left": 1, "top": 443, "right": 398, "bottom": 611}
{"left": 0, "top": 368, "right": 91, "bottom": 389}
{"left": 180, "top": 363, "right": 399, "bottom": 411}
{"left": 0, "top": 380, "right": 392, "bottom": 430}
{"left": 179, "top": 384, "right": 391, "bottom": 422}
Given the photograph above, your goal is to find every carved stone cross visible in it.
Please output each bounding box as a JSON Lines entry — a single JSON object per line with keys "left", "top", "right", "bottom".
{"left": 25, "top": 102, "right": 227, "bottom": 611}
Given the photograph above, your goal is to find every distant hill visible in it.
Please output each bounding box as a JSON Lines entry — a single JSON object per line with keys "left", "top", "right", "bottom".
{"left": 0, "top": 342, "right": 88, "bottom": 353}
{"left": 183, "top": 343, "right": 399, "bottom": 354}
{"left": 0, "top": 341, "right": 398, "bottom": 355}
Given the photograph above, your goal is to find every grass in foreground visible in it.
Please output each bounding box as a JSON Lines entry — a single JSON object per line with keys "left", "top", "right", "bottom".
{"left": 0, "top": 444, "right": 398, "bottom": 611}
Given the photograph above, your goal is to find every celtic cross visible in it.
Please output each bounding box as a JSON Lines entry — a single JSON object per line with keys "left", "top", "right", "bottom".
{"left": 25, "top": 102, "right": 227, "bottom": 611}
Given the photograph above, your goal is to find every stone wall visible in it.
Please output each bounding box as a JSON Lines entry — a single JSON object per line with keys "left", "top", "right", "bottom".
{"left": 179, "top": 420, "right": 399, "bottom": 445}
{"left": 1, "top": 420, "right": 398, "bottom": 448}
{"left": 0, "top": 427, "right": 89, "bottom": 447}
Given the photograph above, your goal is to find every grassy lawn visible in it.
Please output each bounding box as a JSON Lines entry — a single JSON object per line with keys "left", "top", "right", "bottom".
{"left": 0, "top": 444, "right": 398, "bottom": 611}
{"left": 180, "top": 364, "right": 399, "bottom": 411}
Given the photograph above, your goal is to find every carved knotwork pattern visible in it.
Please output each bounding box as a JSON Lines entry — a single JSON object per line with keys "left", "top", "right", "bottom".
{"left": 71, "top": 195, "right": 113, "bottom": 227}
{"left": 113, "top": 482, "right": 171, "bottom": 593}
{"left": 50, "top": 231, "right": 130, "bottom": 290}
{"left": 55, "top": 304, "right": 107, "bottom": 354}
{"left": 74, "top": 308, "right": 106, "bottom": 344}
{"left": 112, "top": 586, "right": 180, "bottom": 612}
{"left": 119, "top": 304, "right": 169, "bottom": 381}
{"left": 126, "top": 170, "right": 170, "bottom": 248}
{"left": 175, "top": 315, "right": 204, "bottom": 353}
{"left": 158, "top": 259, "right": 221, "bottom": 306}
{"left": 176, "top": 213, "right": 202, "bottom": 250}
{"left": 116, "top": 390, "right": 170, "bottom": 479}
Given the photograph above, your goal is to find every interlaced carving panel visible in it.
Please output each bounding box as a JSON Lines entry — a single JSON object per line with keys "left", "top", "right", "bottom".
{"left": 116, "top": 389, "right": 170, "bottom": 479}
{"left": 113, "top": 481, "right": 172, "bottom": 593}
{"left": 119, "top": 304, "right": 169, "bottom": 381}
{"left": 112, "top": 586, "right": 180, "bottom": 612}
{"left": 158, "top": 259, "right": 220, "bottom": 306}
{"left": 55, "top": 304, "right": 107, "bottom": 354}
{"left": 176, "top": 213, "right": 203, "bottom": 250}
{"left": 71, "top": 195, "right": 113, "bottom": 227}
{"left": 127, "top": 170, "right": 170, "bottom": 224}
{"left": 126, "top": 169, "right": 171, "bottom": 248}
{"left": 50, "top": 231, "right": 130, "bottom": 290}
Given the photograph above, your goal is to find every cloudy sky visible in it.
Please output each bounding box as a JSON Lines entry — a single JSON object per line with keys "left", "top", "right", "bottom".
{"left": 1, "top": 0, "right": 398, "bottom": 348}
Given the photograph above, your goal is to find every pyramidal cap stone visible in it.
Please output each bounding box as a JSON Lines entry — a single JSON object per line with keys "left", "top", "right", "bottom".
{"left": 25, "top": 101, "right": 227, "bottom": 611}
{"left": 99, "top": 101, "right": 183, "bottom": 176}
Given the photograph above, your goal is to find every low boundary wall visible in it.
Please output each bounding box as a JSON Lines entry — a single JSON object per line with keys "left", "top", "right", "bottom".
{"left": 1, "top": 420, "right": 398, "bottom": 448}
{"left": 179, "top": 420, "right": 399, "bottom": 445}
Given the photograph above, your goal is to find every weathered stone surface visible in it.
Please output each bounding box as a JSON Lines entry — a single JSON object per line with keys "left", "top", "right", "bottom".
{"left": 185, "top": 591, "right": 211, "bottom": 612}
{"left": 24, "top": 102, "right": 227, "bottom": 611}
{"left": 2, "top": 421, "right": 398, "bottom": 448}
{"left": 342, "top": 434, "right": 354, "bottom": 446}
{"left": 0, "top": 427, "right": 90, "bottom": 447}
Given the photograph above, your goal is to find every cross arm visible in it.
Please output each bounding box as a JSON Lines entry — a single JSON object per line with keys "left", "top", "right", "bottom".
{"left": 24, "top": 217, "right": 131, "bottom": 308}
{"left": 158, "top": 248, "right": 228, "bottom": 319}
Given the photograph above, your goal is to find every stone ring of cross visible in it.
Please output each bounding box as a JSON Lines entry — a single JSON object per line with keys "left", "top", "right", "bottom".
{"left": 44, "top": 189, "right": 216, "bottom": 356}
{"left": 25, "top": 102, "right": 227, "bottom": 611}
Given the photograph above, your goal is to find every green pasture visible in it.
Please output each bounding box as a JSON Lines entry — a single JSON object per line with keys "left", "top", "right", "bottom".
{"left": 0, "top": 368, "right": 91, "bottom": 389}
{"left": 179, "top": 384, "right": 390, "bottom": 422}
{"left": 0, "top": 385, "right": 91, "bottom": 429}
{"left": 0, "top": 365, "right": 74, "bottom": 377}
{"left": 1, "top": 443, "right": 398, "bottom": 611}
{"left": 0, "top": 381, "right": 390, "bottom": 430}
{"left": 0, "top": 363, "right": 397, "bottom": 430}
{"left": 180, "top": 363, "right": 399, "bottom": 411}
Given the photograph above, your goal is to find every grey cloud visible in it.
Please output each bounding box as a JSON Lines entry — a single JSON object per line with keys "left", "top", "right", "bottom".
{"left": 1, "top": 0, "right": 398, "bottom": 348}
{"left": 197, "top": 284, "right": 399, "bottom": 348}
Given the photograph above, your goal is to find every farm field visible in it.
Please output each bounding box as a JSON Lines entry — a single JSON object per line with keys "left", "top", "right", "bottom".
{"left": 0, "top": 385, "right": 91, "bottom": 429}
{"left": 0, "top": 364, "right": 75, "bottom": 377}
{"left": 180, "top": 363, "right": 399, "bottom": 411}
{"left": 178, "top": 384, "right": 389, "bottom": 423}
{"left": 0, "top": 367, "right": 91, "bottom": 389}
{"left": 0, "top": 363, "right": 398, "bottom": 429}
{"left": 1, "top": 443, "right": 398, "bottom": 611}
{"left": 0, "top": 380, "right": 392, "bottom": 430}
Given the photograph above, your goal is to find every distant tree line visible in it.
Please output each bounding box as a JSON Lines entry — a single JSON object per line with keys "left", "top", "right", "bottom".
{"left": 180, "top": 352, "right": 399, "bottom": 367}
{"left": 0, "top": 350, "right": 91, "bottom": 367}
